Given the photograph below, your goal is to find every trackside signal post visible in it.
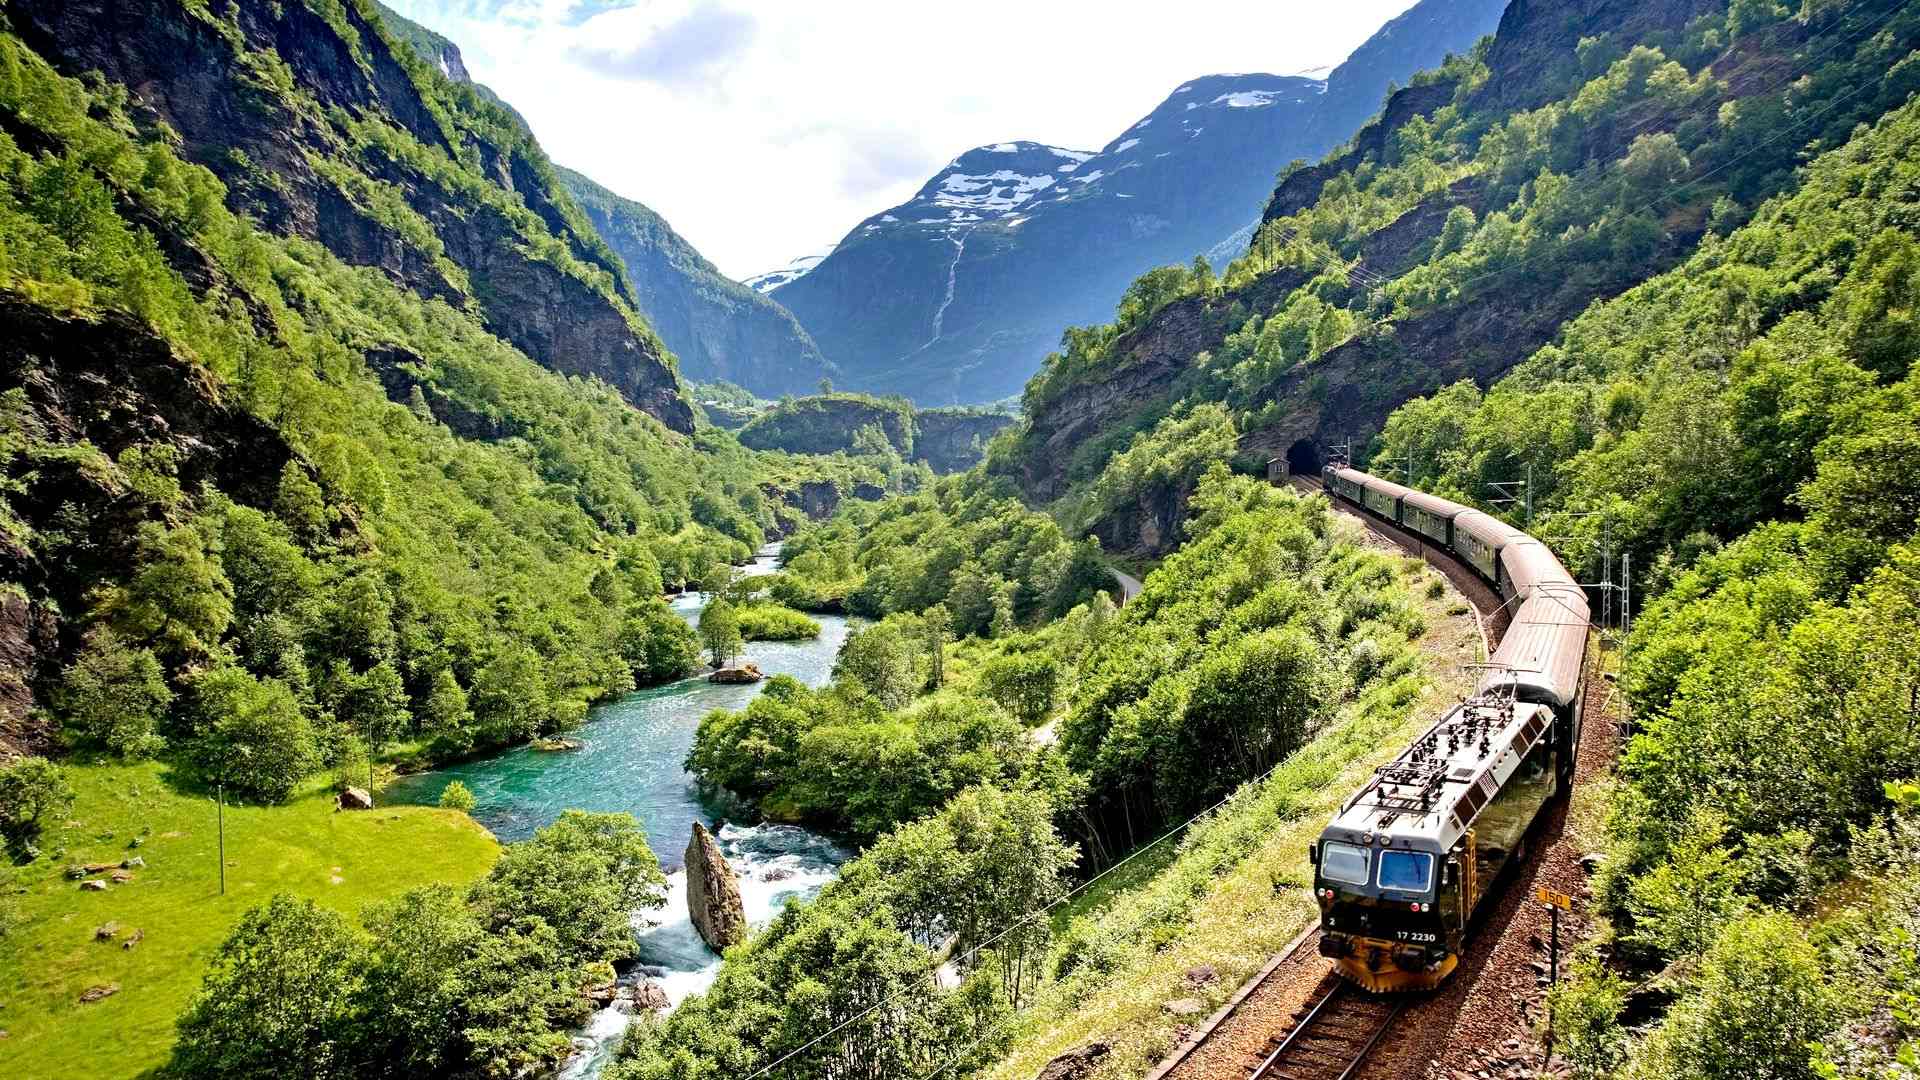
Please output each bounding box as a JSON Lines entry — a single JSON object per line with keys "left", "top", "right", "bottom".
{"left": 1539, "top": 886, "right": 1572, "bottom": 1060}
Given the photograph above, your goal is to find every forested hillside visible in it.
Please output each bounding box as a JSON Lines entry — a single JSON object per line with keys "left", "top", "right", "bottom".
{"left": 0, "top": 2, "right": 846, "bottom": 783}
{"left": 1000, "top": 0, "right": 1920, "bottom": 558}
{"left": 734, "top": 392, "right": 1017, "bottom": 474}
{"left": 1370, "top": 75, "right": 1920, "bottom": 1080}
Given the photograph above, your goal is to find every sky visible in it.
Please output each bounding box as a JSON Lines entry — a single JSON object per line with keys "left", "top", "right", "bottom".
{"left": 385, "top": 0, "right": 1421, "bottom": 280}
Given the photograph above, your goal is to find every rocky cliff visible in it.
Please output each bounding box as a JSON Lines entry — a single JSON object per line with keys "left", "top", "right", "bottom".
{"left": 735, "top": 394, "right": 918, "bottom": 458}
{"left": 685, "top": 822, "right": 746, "bottom": 951}
{"left": 4, "top": 0, "right": 692, "bottom": 431}
{"left": 915, "top": 409, "right": 1017, "bottom": 474}
{"left": 0, "top": 291, "right": 310, "bottom": 749}
{"left": 768, "top": 0, "right": 1507, "bottom": 406}
{"left": 557, "top": 167, "right": 836, "bottom": 399}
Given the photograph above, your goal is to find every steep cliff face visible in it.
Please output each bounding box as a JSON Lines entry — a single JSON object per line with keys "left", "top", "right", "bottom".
{"left": 685, "top": 822, "right": 746, "bottom": 951}
{"left": 769, "top": 0, "right": 1506, "bottom": 406}
{"left": 0, "top": 291, "right": 308, "bottom": 748}
{"left": 557, "top": 167, "right": 836, "bottom": 399}
{"left": 3, "top": 0, "right": 692, "bottom": 431}
{"left": 914, "top": 409, "right": 1017, "bottom": 474}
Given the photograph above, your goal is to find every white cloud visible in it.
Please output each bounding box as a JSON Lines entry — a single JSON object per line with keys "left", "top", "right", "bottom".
{"left": 384, "top": 0, "right": 1420, "bottom": 279}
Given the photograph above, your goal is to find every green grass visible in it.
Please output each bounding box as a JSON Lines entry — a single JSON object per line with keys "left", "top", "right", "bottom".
{"left": 0, "top": 761, "right": 499, "bottom": 1078}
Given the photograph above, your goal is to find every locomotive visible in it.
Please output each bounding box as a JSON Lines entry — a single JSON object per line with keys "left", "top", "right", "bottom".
{"left": 1309, "top": 466, "right": 1589, "bottom": 992}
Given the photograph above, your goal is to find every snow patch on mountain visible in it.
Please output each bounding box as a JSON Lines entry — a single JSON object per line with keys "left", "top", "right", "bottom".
{"left": 745, "top": 253, "right": 828, "bottom": 294}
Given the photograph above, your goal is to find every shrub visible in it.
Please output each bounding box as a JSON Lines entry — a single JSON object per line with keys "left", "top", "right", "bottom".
{"left": 438, "top": 780, "right": 476, "bottom": 812}
{"left": 734, "top": 603, "right": 821, "bottom": 641}
{"left": 0, "top": 757, "right": 73, "bottom": 856}
{"left": 172, "top": 894, "right": 368, "bottom": 1080}
{"left": 50, "top": 628, "right": 170, "bottom": 759}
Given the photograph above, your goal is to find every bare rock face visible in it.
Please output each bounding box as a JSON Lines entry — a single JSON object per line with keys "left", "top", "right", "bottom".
{"left": 708, "top": 663, "right": 764, "bottom": 685}
{"left": 1034, "top": 1041, "right": 1109, "bottom": 1080}
{"left": 684, "top": 822, "right": 746, "bottom": 951}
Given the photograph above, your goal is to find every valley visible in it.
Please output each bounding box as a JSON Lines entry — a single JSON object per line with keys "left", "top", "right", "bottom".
{"left": 2, "top": 2, "right": 1918, "bottom": 1080}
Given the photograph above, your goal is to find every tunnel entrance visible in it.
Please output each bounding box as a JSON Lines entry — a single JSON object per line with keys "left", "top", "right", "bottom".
{"left": 1285, "top": 438, "right": 1323, "bottom": 475}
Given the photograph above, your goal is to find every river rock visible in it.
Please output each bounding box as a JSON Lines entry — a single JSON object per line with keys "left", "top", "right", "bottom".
{"left": 1034, "top": 1041, "right": 1108, "bottom": 1080}
{"left": 708, "top": 663, "right": 764, "bottom": 684}
{"left": 336, "top": 787, "right": 374, "bottom": 811}
{"left": 685, "top": 822, "right": 746, "bottom": 951}
{"left": 634, "top": 981, "right": 670, "bottom": 1011}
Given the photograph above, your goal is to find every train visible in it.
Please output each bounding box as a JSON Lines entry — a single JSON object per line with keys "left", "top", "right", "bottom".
{"left": 1308, "top": 465, "right": 1590, "bottom": 992}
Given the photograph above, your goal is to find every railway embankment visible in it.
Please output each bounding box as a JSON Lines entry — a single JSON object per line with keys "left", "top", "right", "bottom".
{"left": 1153, "top": 479, "right": 1624, "bottom": 1080}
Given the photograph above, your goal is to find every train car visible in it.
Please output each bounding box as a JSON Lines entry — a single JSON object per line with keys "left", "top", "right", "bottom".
{"left": 1449, "top": 510, "right": 1508, "bottom": 586}
{"left": 1323, "top": 465, "right": 1368, "bottom": 505}
{"left": 1400, "top": 490, "right": 1462, "bottom": 547}
{"left": 1311, "top": 464, "right": 1589, "bottom": 991}
{"left": 1359, "top": 474, "right": 1413, "bottom": 523}
{"left": 1311, "top": 690, "right": 1567, "bottom": 991}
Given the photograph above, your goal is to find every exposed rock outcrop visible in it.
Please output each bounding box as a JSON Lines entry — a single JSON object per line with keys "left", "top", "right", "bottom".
{"left": 337, "top": 787, "right": 374, "bottom": 811}
{"left": 685, "top": 822, "right": 746, "bottom": 951}
{"left": 914, "top": 409, "right": 1016, "bottom": 474}
{"left": 708, "top": 664, "right": 764, "bottom": 685}
{"left": 1033, "top": 1041, "right": 1109, "bottom": 1080}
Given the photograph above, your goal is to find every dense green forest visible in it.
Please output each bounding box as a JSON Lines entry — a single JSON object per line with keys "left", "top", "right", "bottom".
{"left": 1361, "top": 79, "right": 1920, "bottom": 1080}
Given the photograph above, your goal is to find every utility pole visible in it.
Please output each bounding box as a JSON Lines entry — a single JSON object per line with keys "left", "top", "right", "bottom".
{"left": 217, "top": 782, "right": 226, "bottom": 897}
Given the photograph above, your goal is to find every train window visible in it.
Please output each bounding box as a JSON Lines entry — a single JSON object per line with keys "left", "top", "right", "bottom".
{"left": 1378, "top": 850, "right": 1433, "bottom": 893}
{"left": 1321, "top": 842, "right": 1370, "bottom": 885}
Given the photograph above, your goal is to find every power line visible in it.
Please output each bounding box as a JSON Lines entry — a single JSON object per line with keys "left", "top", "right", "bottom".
{"left": 742, "top": 735, "right": 1334, "bottom": 1080}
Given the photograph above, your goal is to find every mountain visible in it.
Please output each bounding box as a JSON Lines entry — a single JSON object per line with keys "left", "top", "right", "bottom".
{"left": 557, "top": 167, "right": 837, "bottom": 398}
{"left": 1001, "top": 0, "right": 1920, "bottom": 558}
{"left": 767, "top": 0, "right": 1509, "bottom": 405}
{"left": 731, "top": 394, "right": 1016, "bottom": 473}
{"left": 4, "top": 0, "right": 693, "bottom": 430}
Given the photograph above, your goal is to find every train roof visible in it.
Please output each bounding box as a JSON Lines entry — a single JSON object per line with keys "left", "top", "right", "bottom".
{"left": 1452, "top": 509, "right": 1517, "bottom": 552}
{"left": 1359, "top": 474, "right": 1415, "bottom": 500}
{"left": 1322, "top": 694, "right": 1558, "bottom": 853}
{"left": 1500, "top": 539, "right": 1578, "bottom": 600}
{"left": 1400, "top": 490, "right": 1467, "bottom": 519}
{"left": 1483, "top": 592, "right": 1589, "bottom": 708}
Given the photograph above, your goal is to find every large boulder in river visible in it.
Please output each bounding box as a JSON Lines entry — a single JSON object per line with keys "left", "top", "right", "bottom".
{"left": 708, "top": 663, "right": 764, "bottom": 684}
{"left": 685, "top": 822, "right": 746, "bottom": 951}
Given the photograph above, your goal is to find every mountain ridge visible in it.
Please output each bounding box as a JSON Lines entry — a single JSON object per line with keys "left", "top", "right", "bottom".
{"left": 768, "top": 0, "right": 1509, "bottom": 405}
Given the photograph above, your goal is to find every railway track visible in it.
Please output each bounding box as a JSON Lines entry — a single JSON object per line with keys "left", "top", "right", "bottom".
{"left": 1244, "top": 981, "right": 1406, "bottom": 1080}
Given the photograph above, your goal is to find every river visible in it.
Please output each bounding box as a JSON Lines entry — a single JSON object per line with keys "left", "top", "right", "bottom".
{"left": 384, "top": 545, "right": 854, "bottom": 1075}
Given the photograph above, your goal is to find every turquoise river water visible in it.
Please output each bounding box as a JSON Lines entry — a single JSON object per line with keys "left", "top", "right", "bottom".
{"left": 384, "top": 546, "right": 854, "bottom": 1075}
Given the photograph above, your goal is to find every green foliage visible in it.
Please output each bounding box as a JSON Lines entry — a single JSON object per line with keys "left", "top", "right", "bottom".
{"left": 437, "top": 780, "right": 475, "bottom": 812}
{"left": 698, "top": 598, "right": 743, "bottom": 668}
{"left": 733, "top": 602, "right": 821, "bottom": 642}
{"left": 834, "top": 618, "right": 924, "bottom": 709}
{"left": 615, "top": 785, "right": 1068, "bottom": 1076}
{"left": 0, "top": 756, "right": 73, "bottom": 856}
{"left": 179, "top": 664, "right": 319, "bottom": 804}
{"left": 980, "top": 651, "right": 1060, "bottom": 727}
{"left": 172, "top": 895, "right": 367, "bottom": 1080}
{"left": 170, "top": 809, "right": 663, "bottom": 1078}
{"left": 49, "top": 628, "right": 170, "bottom": 759}
{"left": 0, "top": 27, "right": 816, "bottom": 805}
{"left": 1631, "top": 912, "right": 1837, "bottom": 1080}
{"left": 1061, "top": 470, "right": 1420, "bottom": 852}
{"left": 622, "top": 600, "right": 702, "bottom": 685}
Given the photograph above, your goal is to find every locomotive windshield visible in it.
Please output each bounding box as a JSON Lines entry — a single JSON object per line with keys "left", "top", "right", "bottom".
{"left": 1321, "top": 841, "right": 1370, "bottom": 885}
{"left": 1378, "top": 850, "right": 1433, "bottom": 892}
